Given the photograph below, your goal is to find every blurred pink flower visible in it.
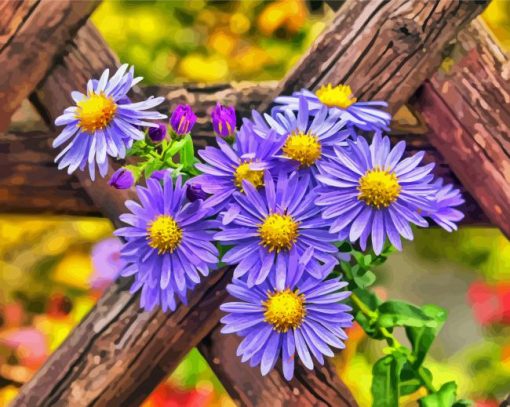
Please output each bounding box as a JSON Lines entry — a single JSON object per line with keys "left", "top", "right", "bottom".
{"left": 0, "top": 328, "right": 48, "bottom": 368}
{"left": 90, "top": 237, "right": 124, "bottom": 291}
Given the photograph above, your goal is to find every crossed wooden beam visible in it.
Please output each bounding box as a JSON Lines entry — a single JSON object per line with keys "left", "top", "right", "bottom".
{"left": 2, "top": 0, "right": 509, "bottom": 405}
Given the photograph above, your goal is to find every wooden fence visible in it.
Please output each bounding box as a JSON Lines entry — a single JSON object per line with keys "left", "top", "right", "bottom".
{"left": 1, "top": 0, "right": 509, "bottom": 405}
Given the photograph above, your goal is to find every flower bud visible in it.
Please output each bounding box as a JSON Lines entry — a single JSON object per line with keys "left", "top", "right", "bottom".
{"left": 148, "top": 123, "right": 167, "bottom": 142}
{"left": 212, "top": 102, "right": 236, "bottom": 138}
{"left": 170, "top": 104, "right": 197, "bottom": 136}
{"left": 186, "top": 183, "right": 208, "bottom": 202}
{"left": 108, "top": 168, "right": 134, "bottom": 189}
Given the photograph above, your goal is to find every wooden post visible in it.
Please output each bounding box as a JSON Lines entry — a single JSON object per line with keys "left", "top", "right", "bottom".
{"left": 412, "top": 19, "right": 510, "bottom": 239}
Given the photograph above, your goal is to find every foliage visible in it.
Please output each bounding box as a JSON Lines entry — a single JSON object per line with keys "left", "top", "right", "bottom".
{"left": 338, "top": 245, "right": 471, "bottom": 405}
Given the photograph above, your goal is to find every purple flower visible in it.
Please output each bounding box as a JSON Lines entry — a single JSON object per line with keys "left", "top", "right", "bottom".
{"left": 148, "top": 123, "right": 167, "bottom": 142}
{"left": 193, "top": 121, "right": 282, "bottom": 210}
{"left": 215, "top": 171, "right": 339, "bottom": 288}
{"left": 53, "top": 64, "right": 166, "bottom": 180}
{"left": 315, "top": 134, "right": 437, "bottom": 254}
{"left": 251, "top": 96, "right": 351, "bottom": 176}
{"left": 425, "top": 178, "right": 465, "bottom": 231}
{"left": 170, "top": 104, "right": 197, "bottom": 136}
{"left": 220, "top": 275, "right": 352, "bottom": 380}
{"left": 273, "top": 84, "right": 391, "bottom": 132}
{"left": 186, "top": 183, "right": 208, "bottom": 202}
{"left": 90, "top": 238, "right": 124, "bottom": 290}
{"left": 108, "top": 168, "right": 135, "bottom": 189}
{"left": 115, "top": 175, "right": 219, "bottom": 311}
{"left": 212, "top": 102, "right": 236, "bottom": 138}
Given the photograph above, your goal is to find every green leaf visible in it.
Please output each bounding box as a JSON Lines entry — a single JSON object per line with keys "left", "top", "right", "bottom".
{"left": 337, "top": 241, "right": 352, "bottom": 252}
{"left": 351, "top": 250, "right": 364, "bottom": 265}
{"left": 180, "top": 134, "right": 195, "bottom": 170}
{"left": 419, "top": 382, "right": 457, "bottom": 407}
{"left": 453, "top": 400, "right": 473, "bottom": 407}
{"left": 399, "top": 363, "right": 432, "bottom": 396}
{"left": 405, "top": 304, "right": 447, "bottom": 366}
{"left": 378, "top": 301, "right": 438, "bottom": 329}
{"left": 371, "top": 351, "right": 406, "bottom": 407}
{"left": 352, "top": 267, "right": 376, "bottom": 289}
{"left": 353, "top": 288, "right": 380, "bottom": 310}
{"left": 363, "top": 254, "right": 372, "bottom": 267}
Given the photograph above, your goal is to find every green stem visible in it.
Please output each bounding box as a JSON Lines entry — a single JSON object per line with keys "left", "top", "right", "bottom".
{"left": 348, "top": 283, "right": 437, "bottom": 394}
{"left": 418, "top": 366, "right": 437, "bottom": 393}
{"left": 350, "top": 292, "right": 377, "bottom": 319}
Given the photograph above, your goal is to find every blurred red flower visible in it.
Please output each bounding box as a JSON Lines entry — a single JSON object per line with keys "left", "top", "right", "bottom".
{"left": 143, "top": 382, "right": 213, "bottom": 407}
{"left": 468, "top": 281, "right": 510, "bottom": 326}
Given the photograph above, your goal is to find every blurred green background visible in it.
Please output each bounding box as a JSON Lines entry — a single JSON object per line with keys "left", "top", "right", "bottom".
{"left": 1, "top": 1, "right": 510, "bottom": 406}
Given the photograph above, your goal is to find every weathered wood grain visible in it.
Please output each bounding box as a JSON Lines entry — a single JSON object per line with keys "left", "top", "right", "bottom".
{"left": 0, "top": 0, "right": 100, "bottom": 131}
{"left": 12, "top": 0, "right": 489, "bottom": 404}
{"left": 13, "top": 268, "right": 233, "bottom": 407}
{"left": 199, "top": 327, "right": 358, "bottom": 407}
{"left": 271, "top": 0, "right": 489, "bottom": 113}
{"left": 412, "top": 19, "right": 510, "bottom": 238}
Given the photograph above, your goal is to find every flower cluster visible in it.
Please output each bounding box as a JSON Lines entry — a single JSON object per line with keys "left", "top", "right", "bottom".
{"left": 53, "top": 70, "right": 465, "bottom": 384}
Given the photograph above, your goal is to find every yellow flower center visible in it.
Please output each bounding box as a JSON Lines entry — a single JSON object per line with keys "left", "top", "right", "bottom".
{"left": 258, "top": 213, "right": 299, "bottom": 252}
{"left": 234, "top": 162, "right": 264, "bottom": 191}
{"left": 147, "top": 215, "right": 183, "bottom": 254}
{"left": 283, "top": 132, "right": 322, "bottom": 167}
{"left": 76, "top": 92, "right": 117, "bottom": 133}
{"left": 263, "top": 289, "right": 306, "bottom": 332}
{"left": 358, "top": 168, "right": 401, "bottom": 208}
{"left": 315, "top": 84, "right": 357, "bottom": 109}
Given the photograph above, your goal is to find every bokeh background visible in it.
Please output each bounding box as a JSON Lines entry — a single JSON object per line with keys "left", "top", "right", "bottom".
{"left": 1, "top": 1, "right": 510, "bottom": 405}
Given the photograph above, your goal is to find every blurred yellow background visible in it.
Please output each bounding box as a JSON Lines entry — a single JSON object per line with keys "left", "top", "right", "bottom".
{"left": 1, "top": 1, "right": 510, "bottom": 406}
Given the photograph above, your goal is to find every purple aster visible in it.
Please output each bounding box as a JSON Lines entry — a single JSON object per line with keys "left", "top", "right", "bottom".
{"left": 273, "top": 84, "right": 391, "bottom": 132}
{"left": 251, "top": 95, "right": 351, "bottom": 175}
{"left": 53, "top": 64, "right": 166, "bottom": 180}
{"left": 425, "top": 178, "right": 465, "bottom": 232}
{"left": 212, "top": 102, "right": 236, "bottom": 138}
{"left": 215, "top": 171, "right": 339, "bottom": 288}
{"left": 220, "top": 275, "right": 353, "bottom": 380}
{"left": 114, "top": 175, "right": 219, "bottom": 311}
{"left": 193, "top": 121, "right": 282, "bottom": 210}
{"left": 315, "top": 134, "right": 437, "bottom": 254}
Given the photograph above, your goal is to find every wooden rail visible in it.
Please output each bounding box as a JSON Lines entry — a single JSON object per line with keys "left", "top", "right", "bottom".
{"left": 1, "top": 82, "right": 489, "bottom": 226}
{"left": 0, "top": 0, "right": 499, "bottom": 405}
